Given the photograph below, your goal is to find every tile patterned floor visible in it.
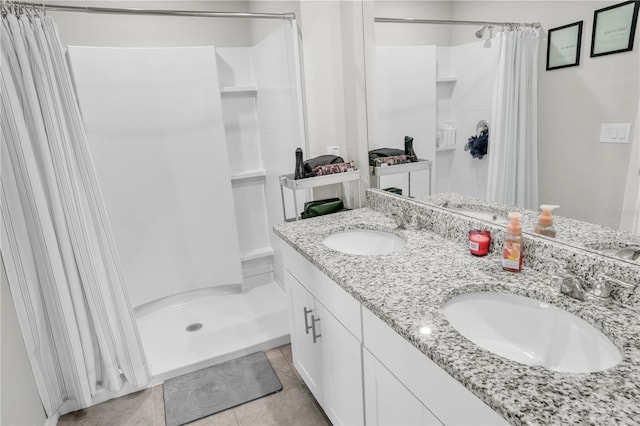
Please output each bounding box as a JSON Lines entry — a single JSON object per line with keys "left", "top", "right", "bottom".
{"left": 58, "top": 345, "right": 331, "bottom": 426}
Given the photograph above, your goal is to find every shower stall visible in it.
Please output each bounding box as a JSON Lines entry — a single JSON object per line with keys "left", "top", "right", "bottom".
{"left": 4, "top": 1, "right": 305, "bottom": 408}
{"left": 69, "top": 8, "right": 303, "bottom": 385}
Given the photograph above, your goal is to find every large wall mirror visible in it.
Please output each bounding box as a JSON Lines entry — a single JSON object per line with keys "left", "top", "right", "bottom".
{"left": 362, "top": 1, "right": 640, "bottom": 264}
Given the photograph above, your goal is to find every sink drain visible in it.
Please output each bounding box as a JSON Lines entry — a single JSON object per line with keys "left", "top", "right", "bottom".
{"left": 185, "top": 323, "right": 203, "bottom": 332}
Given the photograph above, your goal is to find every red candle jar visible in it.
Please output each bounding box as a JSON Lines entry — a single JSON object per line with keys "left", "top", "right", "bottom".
{"left": 468, "top": 230, "right": 491, "bottom": 256}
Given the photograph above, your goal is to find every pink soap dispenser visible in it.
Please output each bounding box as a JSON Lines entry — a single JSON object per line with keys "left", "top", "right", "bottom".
{"left": 502, "top": 212, "right": 523, "bottom": 272}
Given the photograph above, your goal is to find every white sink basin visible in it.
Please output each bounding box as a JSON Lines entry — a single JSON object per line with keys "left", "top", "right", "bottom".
{"left": 322, "top": 230, "right": 406, "bottom": 256}
{"left": 442, "top": 292, "right": 621, "bottom": 373}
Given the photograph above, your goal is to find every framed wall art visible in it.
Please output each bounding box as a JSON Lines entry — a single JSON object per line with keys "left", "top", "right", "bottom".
{"left": 591, "top": 0, "right": 639, "bottom": 57}
{"left": 547, "top": 21, "right": 583, "bottom": 70}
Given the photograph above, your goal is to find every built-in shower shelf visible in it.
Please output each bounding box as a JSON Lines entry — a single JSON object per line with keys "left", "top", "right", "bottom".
{"left": 436, "top": 76, "right": 457, "bottom": 83}
{"left": 436, "top": 145, "right": 456, "bottom": 152}
{"left": 221, "top": 86, "right": 258, "bottom": 95}
{"left": 241, "top": 247, "right": 274, "bottom": 263}
{"left": 231, "top": 169, "right": 266, "bottom": 183}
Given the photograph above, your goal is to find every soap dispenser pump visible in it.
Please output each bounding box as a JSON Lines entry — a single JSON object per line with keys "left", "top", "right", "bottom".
{"left": 533, "top": 205, "right": 559, "bottom": 238}
{"left": 502, "top": 212, "right": 523, "bottom": 272}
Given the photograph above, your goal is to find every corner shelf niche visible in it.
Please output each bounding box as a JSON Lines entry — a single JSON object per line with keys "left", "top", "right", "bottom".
{"left": 436, "top": 146, "right": 456, "bottom": 152}
{"left": 221, "top": 86, "right": 258, "bottom": 95}
{"left": 231, "top": 169, "right": 267, "bottom": 183}
{"left": 436, "top": 76, "right": 457, "bottom": 84}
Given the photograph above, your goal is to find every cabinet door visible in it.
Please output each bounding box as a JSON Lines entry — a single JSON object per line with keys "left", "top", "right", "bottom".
{"left": 317, "top": 302, "right": 364, "bottom": 426}
{"left": 363, "top": 349, "right": 442, "bottom": 426}
{"left": 285, "top": 270, "right": 323, "bottom": 401}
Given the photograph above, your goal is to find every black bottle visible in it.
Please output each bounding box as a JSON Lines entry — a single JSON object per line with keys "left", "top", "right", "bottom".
{"left": 404, "top": 136, "right": 417, "bottom": 161}
{"left": 294, "top": 147, "right": 305, "bottom": 180}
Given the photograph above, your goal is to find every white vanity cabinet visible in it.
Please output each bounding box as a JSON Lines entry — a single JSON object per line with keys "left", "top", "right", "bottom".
{"left": 283, "top": 245, "right": 364, "bottom": 426}
{"left": 282, "top": 243, "right": 507, "bottom": 426}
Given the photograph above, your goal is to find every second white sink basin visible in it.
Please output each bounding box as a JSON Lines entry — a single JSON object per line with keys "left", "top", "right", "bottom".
{"left": 322, "top": 230, "right": 406, "bottom": 255}
{"left": 442, "top": 292, "right": 621, "bottom": 373}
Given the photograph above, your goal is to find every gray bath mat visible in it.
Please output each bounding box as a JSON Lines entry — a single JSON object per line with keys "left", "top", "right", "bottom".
{"left": 163, "top": 351, "right": 282, "bottom": 426}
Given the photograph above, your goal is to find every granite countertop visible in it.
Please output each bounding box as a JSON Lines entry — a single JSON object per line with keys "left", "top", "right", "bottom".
{"left": 273, "top": 207, "right": 640, "bottom": 426}
{"left": 420, "top": 192, "right": 640, "bottom": 263}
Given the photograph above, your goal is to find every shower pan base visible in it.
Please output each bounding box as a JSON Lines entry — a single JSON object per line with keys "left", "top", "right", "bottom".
{"left": 136, "top": 281, "right": 290, "bottom": 386}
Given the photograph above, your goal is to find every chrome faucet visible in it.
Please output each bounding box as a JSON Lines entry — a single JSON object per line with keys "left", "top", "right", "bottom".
{"left": 542, "top": 258, "right": 636, "bottom": 304}
{"left": 542, "top": 258, "right": 587, "bottom": 301}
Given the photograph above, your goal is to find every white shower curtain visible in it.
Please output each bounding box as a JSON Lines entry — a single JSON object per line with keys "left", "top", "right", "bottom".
{"left": 486, "top": 27, "right": 540, "bottom": 209}
{"left": 1, "top": 12, "right": 149, "bottom": 417}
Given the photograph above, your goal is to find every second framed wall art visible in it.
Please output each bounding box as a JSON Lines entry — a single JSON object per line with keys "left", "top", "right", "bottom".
{"left": 591, "top": 0, "right": 639, "bottom": 57}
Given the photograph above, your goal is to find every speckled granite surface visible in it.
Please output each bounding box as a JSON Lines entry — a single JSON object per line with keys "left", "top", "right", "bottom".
{"left": 421, "top": 192, "right": 640, "bottom": 264}
{"left": 273, "top": 191, "right": 640, "bottom": 426}
{"left": 367, "top": 190, "right": 640, "bottom": 308}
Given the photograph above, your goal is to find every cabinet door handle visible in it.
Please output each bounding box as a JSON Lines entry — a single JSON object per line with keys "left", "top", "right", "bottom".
{"left": 311, "top": 315, "right": 321, "bottom": 343}
{"left": 303, "top": 307, "right": 313, "bottom": 334}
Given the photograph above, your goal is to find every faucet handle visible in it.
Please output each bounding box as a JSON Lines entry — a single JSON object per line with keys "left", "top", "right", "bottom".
{"left": 590, "top": 274, "right": 636, "bottom": 299}
{"left": 540, "top": 257, "right": 567, "bottom": 293}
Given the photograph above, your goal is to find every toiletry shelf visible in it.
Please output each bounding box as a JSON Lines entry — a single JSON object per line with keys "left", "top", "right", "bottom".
{"left": 279, "top": 170, "right": 362, "bottom": 222}
{"left": 369, "top": 159, "right": 432, "bottom": 196}
{"left": 436, "top": 146, "right": 456, "bottom": 152}
{"left": 436, "top": 76, "right": 457, "bottom": 83}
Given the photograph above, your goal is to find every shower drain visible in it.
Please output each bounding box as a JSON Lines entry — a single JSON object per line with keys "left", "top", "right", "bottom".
{"left": 185, "top": 323, "right": 203, "bottom": 332}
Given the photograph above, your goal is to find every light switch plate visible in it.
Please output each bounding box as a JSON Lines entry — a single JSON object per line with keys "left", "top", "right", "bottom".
{"left": 600, "top": 123, "right": 631, "bottom": 143}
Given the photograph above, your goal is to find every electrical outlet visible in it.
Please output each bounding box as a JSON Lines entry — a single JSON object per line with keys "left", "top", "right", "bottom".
{"left": 327, "top": 146, "right": 340, "bottom": 156}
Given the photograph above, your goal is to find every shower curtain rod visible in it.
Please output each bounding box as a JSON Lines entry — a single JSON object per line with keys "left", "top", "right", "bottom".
{"left": 375, "top": 17, "right": 540, "bottom": 28}
{"left": 4, "top": 1, "right": 295, "bottom": 20}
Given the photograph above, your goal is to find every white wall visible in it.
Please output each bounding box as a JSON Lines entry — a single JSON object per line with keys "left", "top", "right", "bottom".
{"left": 1, "top": 258, "right": 47, "bottom": 426}
{"left": 46, "top": 0, "right": 252, "bottom": 47}
{"left": 248, "top": 1, "right": 301, "bottom": 46}
{"left": 373, "top": 1, "right": 453, "bottom": 46}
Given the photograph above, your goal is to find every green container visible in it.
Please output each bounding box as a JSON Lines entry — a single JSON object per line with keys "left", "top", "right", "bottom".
{"left": 383, "top": 187, "right": 403, "bottom": 195}
{"left": 302, "top": 198, "right": 344, "bottom": 219}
